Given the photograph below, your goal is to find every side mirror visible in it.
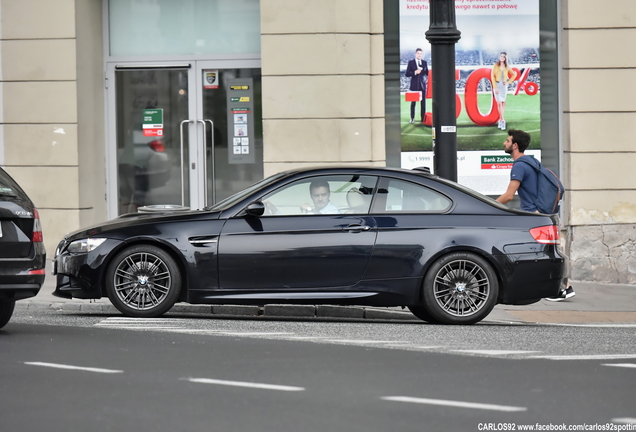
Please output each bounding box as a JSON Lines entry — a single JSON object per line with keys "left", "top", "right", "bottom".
{"left": 244, "top": 201, "right": 265, "bottom": 217}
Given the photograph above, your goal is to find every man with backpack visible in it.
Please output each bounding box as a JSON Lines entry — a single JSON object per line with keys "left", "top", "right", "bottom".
{"left": 496, "top": 129, "right": 575, "bottom": 301}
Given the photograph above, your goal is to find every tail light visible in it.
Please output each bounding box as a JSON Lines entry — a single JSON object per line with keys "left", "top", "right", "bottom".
{"left": 28, "top": 269, "right": 46, "bottom": 275}
{"left": 149, "top": 140, "right": 165, "bottom": 152}
{"left": 32, "top": 208, "right": 43, "bottom": 243}
{"left": 529, "top": 225, "right": 560, "bottom": 245}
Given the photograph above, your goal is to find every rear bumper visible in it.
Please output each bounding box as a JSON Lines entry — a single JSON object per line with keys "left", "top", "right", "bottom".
{"left": 0, "top": 275, "right": 45, "bottom": 300}
{"left": 496, "top": 247, "right": 566, "bottom": 304}
{"left": 0, "top": 254, "right": 46, "bottom": 300}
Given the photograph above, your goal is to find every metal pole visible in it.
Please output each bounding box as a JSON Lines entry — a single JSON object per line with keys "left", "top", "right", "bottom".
{"left": 425, "top": 0, "right": 461, "bottom": 182}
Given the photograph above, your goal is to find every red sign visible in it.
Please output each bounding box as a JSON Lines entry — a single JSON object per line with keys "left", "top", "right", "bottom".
{"left": 143, "top": 129, "right": 163, "bottom": 137}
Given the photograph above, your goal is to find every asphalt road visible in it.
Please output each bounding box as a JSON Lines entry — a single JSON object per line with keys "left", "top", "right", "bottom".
{"left": 2, "top": 309, "right": 636, "bottom": 432}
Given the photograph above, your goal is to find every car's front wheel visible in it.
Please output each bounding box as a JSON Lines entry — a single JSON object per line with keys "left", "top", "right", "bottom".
{"left": 420, "top": 252, "right": 499, "bottom": 325}
{"left": 105, "top": 245, "right": 182, "bottom": 318}
{"left": 0, "top": 300, "right": 16, "bottom": 329}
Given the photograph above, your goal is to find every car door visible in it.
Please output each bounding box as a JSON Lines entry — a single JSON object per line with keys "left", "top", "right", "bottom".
{"left": 365, "top": 176, "right": 453, "bottom": 280}
{"left": 218, "top": 175, "right": 378, "bottom": 290}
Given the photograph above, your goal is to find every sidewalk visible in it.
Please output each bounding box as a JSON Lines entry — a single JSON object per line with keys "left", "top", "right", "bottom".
{"left": 19, "top": 270, "right": 636, "bottom": 324}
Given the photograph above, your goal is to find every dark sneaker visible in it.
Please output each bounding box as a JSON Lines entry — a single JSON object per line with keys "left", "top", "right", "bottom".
{"left": 563, "top": 286, "right": 576, "bottom": 299}
{"left": 545, "top": 289, "right": 566, "bottom": 302}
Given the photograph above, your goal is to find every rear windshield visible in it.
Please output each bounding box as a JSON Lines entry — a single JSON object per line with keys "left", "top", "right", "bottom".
{"left": 0, "top": 169, "right": 21, "bottom": 197}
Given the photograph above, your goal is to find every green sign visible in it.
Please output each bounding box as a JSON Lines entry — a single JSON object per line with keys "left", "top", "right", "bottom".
{"left": 143, "top": 109, "right": 163, "bottom": 125}
{"left": 481, "top": 155, "right": 514, "bottom": 164}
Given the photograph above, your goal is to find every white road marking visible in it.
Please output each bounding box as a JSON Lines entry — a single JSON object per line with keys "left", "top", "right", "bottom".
{"left": 96, "top": 325, "right": 182, "bottom": 330}
{"left": 382, "top": 396, "right": 526, "bottom": 412}
{"left": 102, "top": 317, "right": 174, "bottom": 321}
{"left": 185, "top": 378, "right": 304, "bottom": 392}
{"left": 550, "top": 323, "right": 636, "bottom": 328}
{"left": 324, "top": 340, "right": 406, "bottom": 344}
{"left": 613, "top": 418, "right": 636, "bottom": 424}
{"left": 453, "top": 350, "right": 540, "bottom": 356}
{"left": 217, "top": 332, "right": 295, "bottom": 336}
{"left": 25, "top": 362, "right": 123, "bottom": 374}
{"left": 530, "top": 354, "right": 636, "bottom": 361}
{"left": 284, "top": 336, "right": 332, "bottom": 340}
{"left": 602, "top": 363, "right": 636, "bottom": 369}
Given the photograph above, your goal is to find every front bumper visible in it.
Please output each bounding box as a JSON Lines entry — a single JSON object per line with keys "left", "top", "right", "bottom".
{"left": 53, "top": 238, "right": 123, "bottom": 300}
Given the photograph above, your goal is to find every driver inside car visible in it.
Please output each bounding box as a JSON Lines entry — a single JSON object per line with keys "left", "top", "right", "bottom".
{"left": 300, "top": 179, "right": 340, "bottom": 214}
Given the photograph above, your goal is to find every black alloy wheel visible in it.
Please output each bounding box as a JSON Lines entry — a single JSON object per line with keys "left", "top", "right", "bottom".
{"left": 421, "top": 252, "right": 499, "bottom": 325}
{"left": 105, "top": 244, "right": 182, "bottom": 318}
{"left": 0, "top": 300, "right": 16, "bottom": 329}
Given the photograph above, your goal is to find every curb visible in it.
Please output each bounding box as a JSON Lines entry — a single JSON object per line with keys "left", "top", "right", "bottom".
{"left": 15, "top": 300, "right": 420, "bottom": 321}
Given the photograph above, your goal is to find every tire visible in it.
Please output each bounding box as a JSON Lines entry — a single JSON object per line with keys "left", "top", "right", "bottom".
{"left": 105, "top": 244, "right": 182, "bottom": 318}
{"left": 421, "top": 252, "right": 499, "bottom": 325}
{"left": 0, "top": 300, "right": 16, "bottom": 329}
{"left": 407, "top": 305, "right": 440, "bottom": 324}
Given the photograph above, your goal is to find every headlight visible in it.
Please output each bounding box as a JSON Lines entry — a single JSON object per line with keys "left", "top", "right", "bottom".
{"left": 67, "top": 238, "right": 107, "bottom": 253}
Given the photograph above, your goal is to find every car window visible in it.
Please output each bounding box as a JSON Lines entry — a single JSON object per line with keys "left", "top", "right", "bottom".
{"left": 375, "top": 178, "right": 451, "bottom": 213}
{"left": 261, "top": 175, "right": 377, "bottom": 216}
{"left": 0, "top": 169, "right": 20, "bottom": 197}
{"left": 207, "top": 172, "right": 289, "bottom": 211}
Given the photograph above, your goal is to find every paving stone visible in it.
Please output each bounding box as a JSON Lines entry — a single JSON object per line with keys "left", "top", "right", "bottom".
{"left": 212, "top": 305, "right": 260, "bottom": 316}
{"left": 364, "top": 308, "right": 418, "bottom": 320}
{"left": 60, "top": 303, "right": 82, "bottom": 311}
{"left": 170, "top": 304, "right": 213, "bottom": 314}
{"left": 80, "top": 303, "right": 108, "bottom": 313}
{"left": 316, "top": 305, "right": 364, "bottom": 318}
{"left": 263, "top": 304, "right": 316, "bottom": 317}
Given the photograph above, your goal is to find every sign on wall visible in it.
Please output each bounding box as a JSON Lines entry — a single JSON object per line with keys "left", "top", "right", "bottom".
{"left": 226, "top": 78, "right": 255, "bottom": 164}
{"left": 399, "top": 0, "right": 541, "bottom": 195}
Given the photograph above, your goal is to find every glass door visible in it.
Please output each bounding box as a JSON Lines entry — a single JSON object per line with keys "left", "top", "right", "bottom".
{"left": 194, "top": 61, "right": 264, "bottom": 209}
{"left": 106, "top": 61, "right": 263, "bottom": 217}
{"left": 109, "top": 64, "right": 195, "bottom": 215}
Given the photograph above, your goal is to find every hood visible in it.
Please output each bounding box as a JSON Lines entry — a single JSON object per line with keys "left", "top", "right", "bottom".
{"left": 63, "top": 208, "right": 222, "bottom": 241}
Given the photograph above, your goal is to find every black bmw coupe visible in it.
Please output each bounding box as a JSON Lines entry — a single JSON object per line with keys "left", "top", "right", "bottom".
{"left": 53, "top": 167, "right": 565, "bottom": 325}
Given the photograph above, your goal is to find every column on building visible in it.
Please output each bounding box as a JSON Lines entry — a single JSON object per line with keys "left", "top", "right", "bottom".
{"left": 0, "top": 0, "right": 105, "bottom": 255}
{"left": 564, "top": 0, "right": 636, "bottom": 283}
{"left": 259, "top": 0, "right": 386, "bottom": 176}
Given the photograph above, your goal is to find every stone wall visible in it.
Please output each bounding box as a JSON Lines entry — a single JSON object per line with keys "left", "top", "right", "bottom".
{"left": 570, "top": 225, "right": 636, "bottom": 284}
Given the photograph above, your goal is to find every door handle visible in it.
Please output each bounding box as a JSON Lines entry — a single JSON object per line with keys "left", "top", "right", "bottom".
{"left": 179, "top": 119, "right": 195, "bottom": 207}
{"left": 344, "top": 225, "right": 371, "bottom": 232}
{"left": 202, "top": 119, "right": 215, "bottom": 207}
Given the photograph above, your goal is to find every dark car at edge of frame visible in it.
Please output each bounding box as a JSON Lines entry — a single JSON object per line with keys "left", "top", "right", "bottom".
{"left": 52, "top": 166, "right": 565, "bottom": 325}
{"left": 0, "top": 167, "right": 46, "bottom": 329}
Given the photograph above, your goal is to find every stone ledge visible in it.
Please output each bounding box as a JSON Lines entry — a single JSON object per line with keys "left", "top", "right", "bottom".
{"left": 364, "top": 308, "right": 418, "bottom": 321}
{"left": 316, "top": 305, "right": 364, "bottom": 318}
{"left": 212, "top": 305, "right": 260, "bottom": 316}
{"left": 264, "top": 304, "right": 316, "bottom": 317}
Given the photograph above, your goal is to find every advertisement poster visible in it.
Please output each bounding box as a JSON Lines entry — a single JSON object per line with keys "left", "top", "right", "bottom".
{"left": 399, "top": 0, "right": 540, "bottom": 195}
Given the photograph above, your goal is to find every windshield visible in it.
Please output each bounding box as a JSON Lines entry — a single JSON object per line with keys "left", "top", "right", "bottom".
{"left": 206, "top": 172, "right": 290, "bottom": 212}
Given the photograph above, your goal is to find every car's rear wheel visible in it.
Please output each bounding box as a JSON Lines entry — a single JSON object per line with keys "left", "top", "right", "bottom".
{"left": 421, "top": 252, "right": 499, "bottom": 325}
{"left": 105, "top": 245, "right": 181, "bottom": 318}
{"left": 0, "top": 300, "right": 16, "bottom": 329}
